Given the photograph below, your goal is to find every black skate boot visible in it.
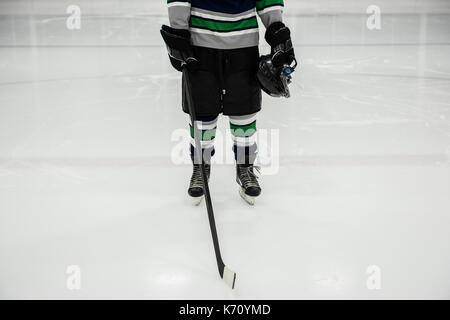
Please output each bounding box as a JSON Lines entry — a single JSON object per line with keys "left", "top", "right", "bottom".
{"left": 188, "top": 161, "right": 211, "bottom": 206}
{"left": 236, "top": 164, "right": 261, "bottom": 205}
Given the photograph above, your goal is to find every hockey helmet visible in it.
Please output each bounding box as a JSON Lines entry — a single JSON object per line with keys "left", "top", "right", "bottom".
{"left": 256, "top": 55, "right": 297, "bottom": 98}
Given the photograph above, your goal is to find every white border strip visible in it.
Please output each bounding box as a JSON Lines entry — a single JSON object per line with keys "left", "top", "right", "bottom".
{"left": 193, "top": 123, "right": 217, "bottom": 130}
{"left": 231, "top": 134, "right": 258, "bottom": 146}
{"left": 229, "top": 113, "right": 258, "bottom": 126}
{"left": 190, "top": 138, "right": 215, "bottom": 148}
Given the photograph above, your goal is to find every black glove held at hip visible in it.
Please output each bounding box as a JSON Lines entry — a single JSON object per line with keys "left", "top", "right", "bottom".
{"left": 265, "top": 22, "right": 296, "bottom": 68}
{"left": 160, "top": 25, "right": 198, "bottom": 72}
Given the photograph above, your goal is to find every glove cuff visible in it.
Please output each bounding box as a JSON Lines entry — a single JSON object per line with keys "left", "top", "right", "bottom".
{"left": 161, "top": 25, "right": 191, "bottom": 51}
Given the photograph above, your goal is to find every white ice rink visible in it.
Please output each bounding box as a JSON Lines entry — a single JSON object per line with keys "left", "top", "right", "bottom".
{"left": 1, "top": 0, "right": 450, "bottom": 299}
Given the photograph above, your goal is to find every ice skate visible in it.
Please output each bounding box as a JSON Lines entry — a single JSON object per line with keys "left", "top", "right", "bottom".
{"left": 188, "top": 162, "right": 210, "bottom": 206}
{"left": 236, "top": 164, "right": 261, "bottom": 205}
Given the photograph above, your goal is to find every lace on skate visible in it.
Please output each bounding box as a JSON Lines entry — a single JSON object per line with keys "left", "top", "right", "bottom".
{"left": 238, "top": 165, "right": 260, "bottom": 189}
{"left": 190, "top": 164, "right": 210, "bottom": 189}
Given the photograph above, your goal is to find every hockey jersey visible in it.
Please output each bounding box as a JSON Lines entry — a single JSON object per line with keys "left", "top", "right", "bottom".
{"left": 167, "top": 0, "right": 284, "bottom": 49}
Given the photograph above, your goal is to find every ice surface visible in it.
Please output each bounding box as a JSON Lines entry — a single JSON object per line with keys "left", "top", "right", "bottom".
{"left": 0, "top": 1, "right": 450, "bottom": 299}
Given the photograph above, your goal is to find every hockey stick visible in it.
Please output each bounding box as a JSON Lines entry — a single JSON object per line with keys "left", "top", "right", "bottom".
{"left": 182, "top": 67, "right": 236, "bottom": 289}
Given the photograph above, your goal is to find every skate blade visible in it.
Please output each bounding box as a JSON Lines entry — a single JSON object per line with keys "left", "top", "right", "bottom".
{"left": 239, "top": 188, "right": 255, "bottom": 206}
{"left": 191, "top": 195, "right": 204, "bottom": 206}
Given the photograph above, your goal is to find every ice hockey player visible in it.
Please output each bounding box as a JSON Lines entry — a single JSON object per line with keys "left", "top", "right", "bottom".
{"left": 161, "top": 0, "right": 296, "bottom": 205}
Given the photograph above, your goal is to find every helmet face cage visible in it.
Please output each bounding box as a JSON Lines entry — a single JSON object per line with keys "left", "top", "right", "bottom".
{"left": 256, "top": 55, "right": 292, "bottom": 98}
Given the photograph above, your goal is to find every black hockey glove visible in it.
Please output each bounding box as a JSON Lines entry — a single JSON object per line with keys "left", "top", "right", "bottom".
{"left": 160, "top": 25, "right": 198, "bottom": 72}
{"left": 265, "top": 22, "right": 296, "bottom": 69}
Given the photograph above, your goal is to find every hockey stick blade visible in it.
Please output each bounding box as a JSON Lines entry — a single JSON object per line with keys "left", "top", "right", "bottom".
{"left": 223, "top": 266, "right": 237, "bottom": 289}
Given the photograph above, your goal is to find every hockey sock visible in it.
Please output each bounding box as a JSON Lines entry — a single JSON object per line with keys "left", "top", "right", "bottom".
{"left": 189, "top": 115, "right": 218, "bottom": 164}
{"left": 229, "top": 113, "right": 258, "bottom": 165}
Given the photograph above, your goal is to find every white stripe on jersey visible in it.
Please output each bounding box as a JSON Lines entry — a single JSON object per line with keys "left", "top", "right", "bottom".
{"left": 168, "top": 2, "right": 191, "bottom": 8}
{"left": 257, "top": 5, "right": 284, "bottom": 15}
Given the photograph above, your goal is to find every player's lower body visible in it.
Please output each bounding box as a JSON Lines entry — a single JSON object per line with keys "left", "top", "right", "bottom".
{"left": 182, "top": 46, "right": 262, "bottom": 205}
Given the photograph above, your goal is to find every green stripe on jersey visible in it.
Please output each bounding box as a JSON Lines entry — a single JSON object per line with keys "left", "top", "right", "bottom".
{"left": 256, "top": 0, "right": 284, "bottom": 10}
{"left": 190, "top": 16, "right": 258, "bottom": 32}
